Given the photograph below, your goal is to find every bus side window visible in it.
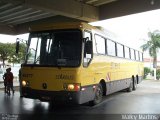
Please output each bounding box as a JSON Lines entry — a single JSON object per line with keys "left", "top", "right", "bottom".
{"left": 117, "top": 43, "right": 124, "bottom": 58}
{"left": 124, "top": 46, "right": 130, "bottom": 59}
{"left": 83, "top": 31, "right": 93, "bottom": 67}
{"left": 95, "top": 35, "right": 106, "bottom": 55}
{"left": 135, "top": 51, "right": 139, "bottom": 61}
{"left": 130, "top": 49, "right": 135, "bottom": 60}
{"left": 139, "top": 52, "right": 143, "bottom": 61}
{"left": 107, "top": 39, "right": 116, "bottom": 56}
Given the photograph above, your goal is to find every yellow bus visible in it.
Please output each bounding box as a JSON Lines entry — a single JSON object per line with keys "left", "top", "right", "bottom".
{"left": 17, "top": 22, "right": 143, "bottom": 105}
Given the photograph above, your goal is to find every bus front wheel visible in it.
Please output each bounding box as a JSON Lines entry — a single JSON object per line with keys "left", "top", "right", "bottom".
{"left": 89, "top": 84, "right": 103, "bottom": 106}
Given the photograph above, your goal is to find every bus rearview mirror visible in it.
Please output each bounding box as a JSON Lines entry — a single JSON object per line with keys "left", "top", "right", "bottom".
{"left": 85, "top": 41, "right": 92, "bottom": 54}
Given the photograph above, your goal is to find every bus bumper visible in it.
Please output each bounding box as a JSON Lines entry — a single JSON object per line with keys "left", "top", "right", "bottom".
{"left": 21, "top": 87, "right": 95, "bottom": 104}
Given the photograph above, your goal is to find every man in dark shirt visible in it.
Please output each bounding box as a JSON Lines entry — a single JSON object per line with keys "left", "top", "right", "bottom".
{"left": 5, "top": 68, "right": 14, "bottom": 95}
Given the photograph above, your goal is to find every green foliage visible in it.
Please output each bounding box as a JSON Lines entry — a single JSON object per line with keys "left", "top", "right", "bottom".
{"left": 144, "top": 67, "right": 151, "bottom": 79}
{"left": 0, "top": 42, "right": 26, "bottom": 67}
{"left": 8, "top": 43, "right": 26, "bottom": 63}
{"left": 156, "top": 69, "right": 160, "bottom": 80}
{"left": 141, "top": 30, "right": 160, "bottom": 68}
{"left": 150, "top": 69, "right": 160, "bottom": 80}
{"left": 151, "top": 70, "right": 154, "bottom": 76}
{"left": 0, "top": 43, "right": 12, "bottom": 67}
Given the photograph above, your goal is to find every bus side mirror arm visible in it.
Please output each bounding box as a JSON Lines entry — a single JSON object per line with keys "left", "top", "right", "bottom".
{"left": 16, "top": 41, "right": 20, "bottom": 54}
{"left": 16, "top": 38, "right": 28, "bottom": 54}
{"left": 83, "top": 37, "right": 89, "bottom": 42}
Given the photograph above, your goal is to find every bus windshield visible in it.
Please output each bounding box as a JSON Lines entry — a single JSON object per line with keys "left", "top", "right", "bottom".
{"left": 25, "top": 29, "right": 82, "bottom": 67}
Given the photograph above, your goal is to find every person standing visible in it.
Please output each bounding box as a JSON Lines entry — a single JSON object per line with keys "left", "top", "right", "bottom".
{"left": 6, "top": 68, "right": 14, "bottom": 95}
{"left": 3, "top": 69, "right": 7, "bottom": 93}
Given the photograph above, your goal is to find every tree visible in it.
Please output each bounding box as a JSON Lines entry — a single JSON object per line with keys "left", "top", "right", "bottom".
{"left": 0, "top": 42, "right": 26, "bottom": 67}
{"left": 8, "top": 43, "right": 26, "bottom": 66}
{"left": 144, "top": 67, "right": 151, "bottom": 79}
{"left": 141, "top": 30, "right": 160, "bottom": 80}
{"left": 0, "top": 43, "right": 13, "bottom": 67}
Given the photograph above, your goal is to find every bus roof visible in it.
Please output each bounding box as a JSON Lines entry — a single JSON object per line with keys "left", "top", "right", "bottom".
{"left": 28, "top": 22, "right": 143, "bottom": 52}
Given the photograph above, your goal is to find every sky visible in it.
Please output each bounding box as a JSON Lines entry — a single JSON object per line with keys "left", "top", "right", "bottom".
{"left": 1, "top": 8, "right": 160, "bottom": 56}
{"left": 90, "top": 8, "right": 160, "bottom": 51}
{"left": 0, "top": 33, "right": 29, "bottom": 43}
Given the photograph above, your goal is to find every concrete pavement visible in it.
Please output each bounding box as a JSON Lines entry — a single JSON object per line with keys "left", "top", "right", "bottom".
{"left": 0, "top": 80, "right": 19, "bottom": 89}
{"left": 0, "top": 80, "right": 160, "bottom": 120}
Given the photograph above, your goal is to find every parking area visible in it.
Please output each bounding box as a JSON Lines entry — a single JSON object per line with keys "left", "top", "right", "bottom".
{"left": 0, "top": 79, "right": 160, "bottom": 120}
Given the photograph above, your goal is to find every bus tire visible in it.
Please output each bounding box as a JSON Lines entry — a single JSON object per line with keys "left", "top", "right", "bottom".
{"left": 133, "top": 76, "right": 137, "bottom": 91}
{"left": 89, "top": 84, "right": 103, "bottom": 106}
{"left": 127, "top": 80, "right": 133, "bottom": 92}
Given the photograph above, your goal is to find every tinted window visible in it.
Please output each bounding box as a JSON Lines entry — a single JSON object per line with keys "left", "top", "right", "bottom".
{"left": 27, "top": 30, "right": 82, "bottom": 67}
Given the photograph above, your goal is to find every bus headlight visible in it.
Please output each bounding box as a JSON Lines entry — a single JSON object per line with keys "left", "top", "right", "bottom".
{"left": 63, "top": 83, "right": 81, "bottom": 91}
{"left": 68, "top": 84, "right": 74, "bottom": 90}
{"left": 22, "top": 80, "right": 26, "bottom": 86}
{"left": 22, "top": 80, "right": 30, "bottom": 87}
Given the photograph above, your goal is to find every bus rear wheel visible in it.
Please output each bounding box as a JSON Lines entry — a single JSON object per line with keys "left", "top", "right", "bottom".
{"left": 89, "top": 84, "right": 103, "bottom": 106}
{"left": 127, "top": 80, "right": 133, "bottom": 92}
{"left": 133, "top": 77, "right": 137, "bottom": 91}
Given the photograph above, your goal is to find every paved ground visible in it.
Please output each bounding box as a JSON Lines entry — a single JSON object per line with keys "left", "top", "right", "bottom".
{"left": 0, "top": 80, "right": 160, "bottom": 120}
{"left": 0, "top": 80, "right": 19, "bottom": 92}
